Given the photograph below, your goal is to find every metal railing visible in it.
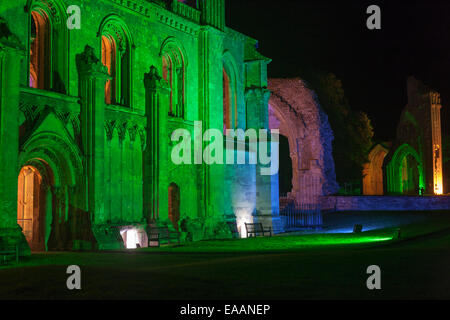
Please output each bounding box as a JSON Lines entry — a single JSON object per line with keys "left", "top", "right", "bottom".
{"left": 280, "top": 203, "right": 322, "bottom": 229}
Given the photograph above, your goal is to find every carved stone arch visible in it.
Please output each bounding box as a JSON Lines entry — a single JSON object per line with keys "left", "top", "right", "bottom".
{"left": 160, "top": 37, "right": 187, "bottom": 118}
{"left": 268, "top": 100, "right": 303, "bottom": 199}
{"left": 27, "top": 0, "right": 69, "bottom": 93}
{"left": 17, "top": 131, "right": 86, "bottom": 250}
{"left": 105, "top": 120, "right": 117, "bottom": 141}
{"left": 268, "top": 78, "right": 339, "bottom": 206}
{"left": 19, "top": 132, "right": 84, "bottom": 189}
{"left": 386, "top": 143, "right": 425, "bottom": 195}
{"left": 222, "top": 50, "right": 242, "bottom": 89}
{"left": 363, "top": 144, "right": 389, "bottom": 195}
{"left": 116, "top": 121, "right": 129, "bottom": 143}
{"left": 127, "top": 124, "right": 138, "bottom": 142}
{"left": 27, "top": 0, "right": 68, "bottom": 26}
{"left": 98, "top": 14, "right": 134, "bottom": 106}
{"left": 97, "top": 15, "right": 134, "bottom": 50}
{"left": 159, "top": 37, "right": 189, "bottom": 67}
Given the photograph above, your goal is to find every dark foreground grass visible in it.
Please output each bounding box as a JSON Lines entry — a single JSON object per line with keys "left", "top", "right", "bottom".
{"left": 1, "top": 212, "right": 450, "bottom": 300}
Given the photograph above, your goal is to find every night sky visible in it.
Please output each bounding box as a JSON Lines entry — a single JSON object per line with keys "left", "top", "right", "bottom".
{"left": 227, "top": 0, "right": 450, "bottom": 142}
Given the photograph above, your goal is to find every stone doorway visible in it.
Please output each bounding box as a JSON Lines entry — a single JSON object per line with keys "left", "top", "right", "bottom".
{"left": 401, "top": 155, "right": 421, "bottom": 195}
{"left": 168, "top": 183, "right": 180, "bottom": 230}
{"left": 17, "top": 165, "right": 47, "bottom": 251}
{"left": 279, "top": 134, "right": 293, "bottom": 197}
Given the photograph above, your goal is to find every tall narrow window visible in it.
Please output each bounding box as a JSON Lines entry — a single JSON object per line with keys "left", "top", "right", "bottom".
{"left": 222, "top": 54, "right": 239, "bottom": 133}
{"left": 100, "top": 19, "right": 132, "bottom": 106}
{"left": 223, "top": 68, "right": 231, "bottom": 132}
{"left": 161, "top": 43, "right": 185, "bottom": 118}
{"left": 29, "top": 10, "right": 50, "bottom": 89}
{"left": 102, "top": 35, "right": 116, "bottom": 105}
{"left": 28, "top": 1, "right": 68, "bottom": 93}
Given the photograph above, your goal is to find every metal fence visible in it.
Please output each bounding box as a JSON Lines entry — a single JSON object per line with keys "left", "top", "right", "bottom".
{"left": 280, "top": 203, "right": 322, "bottom": 229}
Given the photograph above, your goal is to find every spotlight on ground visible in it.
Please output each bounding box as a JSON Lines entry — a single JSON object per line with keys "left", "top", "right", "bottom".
{"left": 353, "top": 224, "right": 363, "bottom": 233}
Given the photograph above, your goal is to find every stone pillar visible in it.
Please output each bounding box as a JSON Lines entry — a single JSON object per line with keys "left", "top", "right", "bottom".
{"left": 76, "top": 45, "right": 110, "bottom": 225}
{"left": 246, "top": 88, "right": 275, "bottom": 226}
{"left": 198, "top": 26, "right": 224, "bottom": 222}
{"left": 143, "top": 66, "right": 170, "bottom": 225}
{"left": 430, "top": 92, "right": 443, "bottom": 195}
{"left": 0, "top": 18, "right": 28, "bottom": 253}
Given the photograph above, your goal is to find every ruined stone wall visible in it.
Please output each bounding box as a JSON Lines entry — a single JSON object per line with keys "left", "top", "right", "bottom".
{"left": 268, "top": 78, "right": 339, "bottom": 207}
{"left": 321, "top": 195, "right": 450, "bottom": 212}
{"left": 383, "top": 77, "right": 443, "bottom": 195}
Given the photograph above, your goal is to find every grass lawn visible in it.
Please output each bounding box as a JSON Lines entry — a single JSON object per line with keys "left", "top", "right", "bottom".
{"left": 1, "top": 211, "right": 450, "bottom": 300}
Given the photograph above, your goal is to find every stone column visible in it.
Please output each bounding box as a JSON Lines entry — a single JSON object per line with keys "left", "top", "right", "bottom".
{"left": 0, "top": 19, "right": 27, "bottom": 252}
{"left": 143, "top": 66, "right": 170, "bottom": 225}
{"left": 430, "top": 92, "right": 443, "bottom": 195}
{"left": 76, "top": 45, "right": 110, "bottom": 225}
{"left": 246, "top": 88, "right": 275, "bottom": 227}
{"left": 198, "top": 27, "right": 225, "bottom": 222}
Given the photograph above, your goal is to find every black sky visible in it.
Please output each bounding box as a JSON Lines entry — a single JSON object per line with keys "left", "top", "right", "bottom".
{"left": 226, "top": 0, "right": 450, "bottom": 142}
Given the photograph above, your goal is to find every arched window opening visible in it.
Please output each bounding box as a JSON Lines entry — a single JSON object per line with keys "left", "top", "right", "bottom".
{"left": 223, "top": 66, "right": 237, "bottom": 133}
{"left": 28, "top": 1, "right": 68, "bottom": 94}
{"left": 162, "top": 45, "right": 185, "bottom": 118}
{"left": 222, "top": 52, "right": 239, "bottom": 133}
{"left": 102, "top": 35, "right": 116, "bottom": 105}
{"left": 100, "top": 20, "right": 132, "bottom": 106}
{"left": 29, "top": 10, "right": 50, "bottom": 89}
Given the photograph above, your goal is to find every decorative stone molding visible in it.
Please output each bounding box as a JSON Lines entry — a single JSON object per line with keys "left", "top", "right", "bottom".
{"left": 106, "top": 0, "right": 200, "bottom": 36}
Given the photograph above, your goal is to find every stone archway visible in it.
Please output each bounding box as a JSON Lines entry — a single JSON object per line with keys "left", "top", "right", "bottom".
{"left": 278, "top": 134, "right": 293, "bottom": 197}
{"left": 268, "top": 78, "right": 339, "bottom": 209}
{"left": 268, "top": 103, "right": 300, "bottom": 203}
{"left": 18, "top": 132, "right": 86, "bottom": 250}
{"left": 17, "top": 165, "right": 49, "bottom": 251}
{"left": 363, "top": 144, "right": 389, "bottom": 195}
{"left": 386, "top": 143, "right": 425, "bottom": 195}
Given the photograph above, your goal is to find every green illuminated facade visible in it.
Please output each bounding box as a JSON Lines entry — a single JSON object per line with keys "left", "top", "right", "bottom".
{"left": 0, "top": 0, "right": 279, "bottom": 253}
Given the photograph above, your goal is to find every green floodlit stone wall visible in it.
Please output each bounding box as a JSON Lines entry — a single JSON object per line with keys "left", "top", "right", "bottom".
{"left": 0, "top": 0, "right": 273, "bottom": 251}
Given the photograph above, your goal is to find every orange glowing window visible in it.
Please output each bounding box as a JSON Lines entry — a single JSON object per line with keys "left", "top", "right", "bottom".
{"left": 102, "top": 35, "right": 116, "bottom": 105}
{"left": 30, "top": 10, "right": 49, "bottom": 89}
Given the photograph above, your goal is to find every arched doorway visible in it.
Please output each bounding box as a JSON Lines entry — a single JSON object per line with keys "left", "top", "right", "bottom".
{"left": 18, "top": 132, "right": 85, "bottom": 251}
{"left": 401, "top": 154, "right": 421, "bottom": 195}
{"left": 17, "top": 165, "right": 48, "bottom": 251}
{"left": 386, "top": 143, "right": 425, "bottom": 195}
{"left": 168, "top": 183, "right": 180, "bottom": 230}
{"left": 363, "top": 144, "right": 389, "bottom": 195}
{"left": 279, "top": 134, "right": 293, "bottom": 197}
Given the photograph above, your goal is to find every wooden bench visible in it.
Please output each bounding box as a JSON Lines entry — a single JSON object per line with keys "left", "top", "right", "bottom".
{"left": 148, "top": 226, "right": 180, "bottom": 247}
{"left": 245, "top": 223, "right": 272, "bottom": 238}
{"left": 0, "top": 244, "right": 19, "bottom": 265}
{"left": 227, "top": 221, "right": 240, "bottom": 239}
